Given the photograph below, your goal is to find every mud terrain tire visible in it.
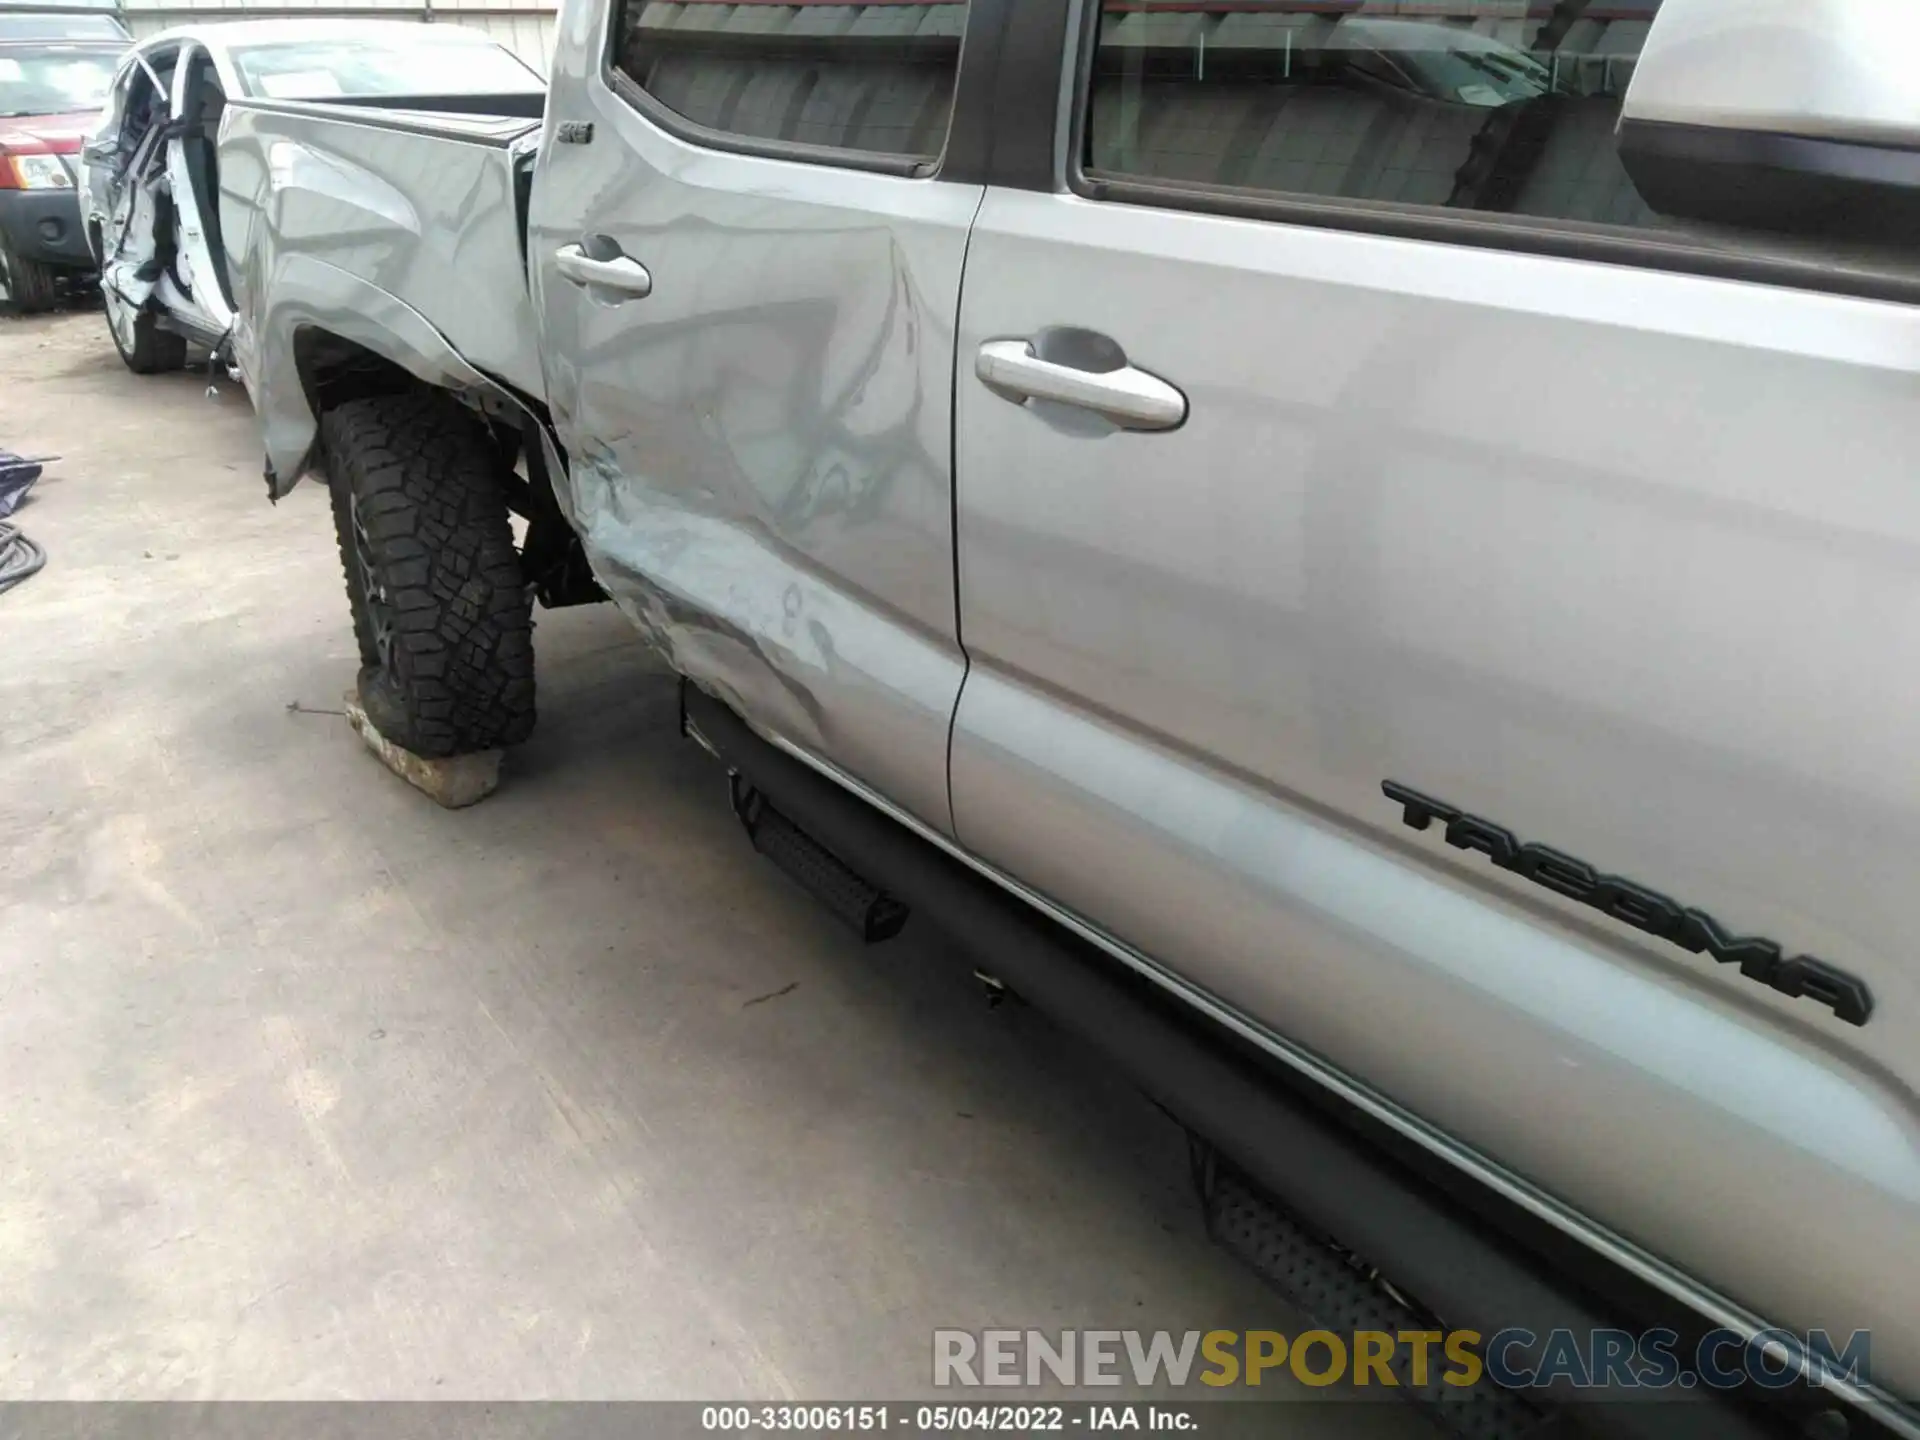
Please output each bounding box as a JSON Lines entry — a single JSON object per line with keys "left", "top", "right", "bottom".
{"left": 320, "top": 390, "right": 535, "bottom": 758}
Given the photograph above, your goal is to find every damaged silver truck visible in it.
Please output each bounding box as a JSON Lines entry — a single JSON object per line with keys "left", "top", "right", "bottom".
{"left": 211, "top": 0, "right": 1920, "bottom": 1436}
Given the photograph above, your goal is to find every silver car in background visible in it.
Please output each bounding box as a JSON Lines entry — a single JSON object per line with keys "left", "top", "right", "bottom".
{"left": 77, "top": 18, "right": 542, "bottom": 372}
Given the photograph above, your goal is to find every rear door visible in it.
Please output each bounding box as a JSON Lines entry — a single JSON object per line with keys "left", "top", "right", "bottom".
{"left": 950, "top": 0, "right": 1920, "bottom": 1382}
{"left": 528, "top": 0, "right": 988, "bottom": 834}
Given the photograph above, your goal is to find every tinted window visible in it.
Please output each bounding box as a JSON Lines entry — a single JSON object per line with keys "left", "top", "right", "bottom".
{"left": 1085, "top": 1, "right": 1665, "bottom": 230}
{"left": 612, "top": 0, "right": 970, "bottom": 162}
{"left": 231, "top": 33, "right": 543, "bottom": 99}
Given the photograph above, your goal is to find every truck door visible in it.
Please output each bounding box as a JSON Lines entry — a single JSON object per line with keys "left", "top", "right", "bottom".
{"left": 528, "top": 0, "right": 984, "bottom": 835}
{"left": 950, "top": 0, "right": 1920, "bottom": 1377}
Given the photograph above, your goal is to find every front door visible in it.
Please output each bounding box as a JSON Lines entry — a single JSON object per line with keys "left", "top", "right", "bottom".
{"left": 949, "top": 0, "right": 1920, "bottom": 1383}
{"left": 528, "top": 0, "right": 984, "bottom": 833}
{"left": 92, "top": 42, "right": 176, "bottom": 319}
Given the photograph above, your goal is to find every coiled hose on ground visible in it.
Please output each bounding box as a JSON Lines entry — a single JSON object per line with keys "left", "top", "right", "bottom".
{"left": 0, "top": 451, "right": 50, "bottom": 597}
{"left": 0, "top": 520, "right": 46, "bottom": 595}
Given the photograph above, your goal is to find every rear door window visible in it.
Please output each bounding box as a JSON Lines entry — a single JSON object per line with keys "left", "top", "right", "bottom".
{"left": 1085, "top": 0, "right": 1665, "bottom": 230}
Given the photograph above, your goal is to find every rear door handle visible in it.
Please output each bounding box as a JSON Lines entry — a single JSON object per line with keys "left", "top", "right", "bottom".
{"left": 976, "top": 339, "right": 1187, "bottom": 432}
{"left": 554, "top": 243, "right": 652, "bottom": 299}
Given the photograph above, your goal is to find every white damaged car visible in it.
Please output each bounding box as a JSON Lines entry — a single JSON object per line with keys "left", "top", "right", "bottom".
{"left": 78, "top": 18, "right": 543, "bottom": 373}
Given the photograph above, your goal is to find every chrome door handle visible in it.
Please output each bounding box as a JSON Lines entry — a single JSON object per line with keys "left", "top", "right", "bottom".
{"left": 975, "top": 339, "right": 1187, "bottom": 432}
{"left": 554, "top": 243, "right": 652, "bottom": 298}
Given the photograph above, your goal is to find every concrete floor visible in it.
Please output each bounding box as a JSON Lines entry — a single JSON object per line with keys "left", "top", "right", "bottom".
{"left": 0, "top": 309, "right": 1427, "bottom": 1422}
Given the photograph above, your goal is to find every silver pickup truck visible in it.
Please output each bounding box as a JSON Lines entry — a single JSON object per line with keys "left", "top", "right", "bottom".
{"left": 192, "top": 0, "right": 1920, "bottom": 1431}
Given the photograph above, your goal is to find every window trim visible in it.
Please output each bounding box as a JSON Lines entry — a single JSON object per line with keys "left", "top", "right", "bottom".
{"left": 598, "top": 0, "right": 1000, "bottom": 181}
{"left": 1058, "top": 1, "right": 1920, "bottom": 306}
{"left": 948, "top": 0, "right": 1076, "bottom": 190}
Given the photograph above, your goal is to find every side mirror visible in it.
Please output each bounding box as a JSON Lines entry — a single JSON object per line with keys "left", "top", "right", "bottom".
{"left": 1619, "top": 0, "right": 1920, "bottom": 245}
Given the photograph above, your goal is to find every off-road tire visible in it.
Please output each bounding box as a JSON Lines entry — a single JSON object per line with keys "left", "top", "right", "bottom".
{"left": 0, "top": 233, "right": 60, "bottom": 315}
{"left": 103, "top": 287, "right": 188, "bottom": 373}
{"left": 320, "top": 390, "right": 535, "bottom": 758}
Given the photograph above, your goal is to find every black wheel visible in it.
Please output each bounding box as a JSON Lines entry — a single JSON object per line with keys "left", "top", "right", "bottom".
{"left": 0, "top": 232, "right": 60, "bottom": 315}
{"left": 320, "top": 389, "right": 535, "bottom": 758}
{"left": 102, "top": 279, "right": 188, "bottom": 372}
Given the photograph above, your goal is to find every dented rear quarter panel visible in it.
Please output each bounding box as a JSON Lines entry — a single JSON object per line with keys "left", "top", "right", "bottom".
{"left": 219, "top": 99, "right": 544, "bottom": 487}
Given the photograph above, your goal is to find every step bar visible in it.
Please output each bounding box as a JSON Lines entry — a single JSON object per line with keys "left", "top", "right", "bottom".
{"left": 682, "top": 680, "right": 1866, "bottom": 1440}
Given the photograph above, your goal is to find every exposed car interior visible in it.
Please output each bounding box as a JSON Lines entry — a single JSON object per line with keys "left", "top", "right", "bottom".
{"left": 175, "top": 50, "right": 229, "bottom": 311}
{"left": 95, "top": 48, "right": 182, "bottom": 316}
{"left": 92, "top": 39, "right": 239, "bottom": 365}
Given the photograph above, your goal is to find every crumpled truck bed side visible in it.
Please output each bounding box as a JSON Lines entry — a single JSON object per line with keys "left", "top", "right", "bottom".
{"left": 219, "top": 100, "right": 545, "bottom": 493}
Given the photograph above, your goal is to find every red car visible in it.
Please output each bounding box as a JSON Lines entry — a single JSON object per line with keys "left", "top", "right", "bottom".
{"left": 0, "top": 7, "right": 126, "bottom": 312}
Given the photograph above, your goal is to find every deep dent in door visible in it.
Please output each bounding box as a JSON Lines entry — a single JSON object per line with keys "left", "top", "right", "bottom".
{"left": 528, "top": 65, "right": 981, "bottom": 837}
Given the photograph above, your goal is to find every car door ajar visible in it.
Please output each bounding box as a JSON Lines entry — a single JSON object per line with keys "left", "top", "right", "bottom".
{"left": 162, "top": 43, "right": 234, "bottom": 340}
{"left": 79, "top": 52, "right": 134, "bottom": 241}
{"left": 951, "top": 0, "right": 1920, "bottom": 1392}
{"left": 529, "top": 0, "right": 987, "bottom": 835}
{"left": 91, "top": 43, "right": 176, "bottom": 313}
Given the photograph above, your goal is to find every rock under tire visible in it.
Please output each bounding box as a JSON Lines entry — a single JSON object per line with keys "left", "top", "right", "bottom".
{"left": 320, "top": 390, "right": 535, "bottom": 758}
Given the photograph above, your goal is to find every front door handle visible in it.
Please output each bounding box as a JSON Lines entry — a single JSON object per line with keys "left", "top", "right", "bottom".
{"left": 554, "top": 243, "right": 653, "bottom": 299}
{"left": 975, "top": 338, "right": 1187, "bottom": 432}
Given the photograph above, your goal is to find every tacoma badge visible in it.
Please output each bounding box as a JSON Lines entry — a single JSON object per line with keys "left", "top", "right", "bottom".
{"left": 1382, "top": 782, "right": 1873, "bottom": 1026}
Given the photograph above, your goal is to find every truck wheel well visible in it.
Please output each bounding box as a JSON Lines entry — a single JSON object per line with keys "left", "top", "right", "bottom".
{"left": 291, "top": 326, "right": 603, "bottom": 613}
{"left": 293, "top": 328, "right": 421, "bottom": 417}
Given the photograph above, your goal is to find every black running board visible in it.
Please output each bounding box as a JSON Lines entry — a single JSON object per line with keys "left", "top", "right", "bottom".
{"left": 730, "top": 775, "right": 909, "bottom": 944}
{"left": 1192, "top": 1141, "right": 1551, "bottom": 1440}
{"left": 680, "top": 681, "right": 1830, "bottom": 1440}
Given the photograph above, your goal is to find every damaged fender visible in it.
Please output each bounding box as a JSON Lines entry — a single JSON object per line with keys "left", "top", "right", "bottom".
{"left": 240, "top": 255, "right": 563, "bottom": 503}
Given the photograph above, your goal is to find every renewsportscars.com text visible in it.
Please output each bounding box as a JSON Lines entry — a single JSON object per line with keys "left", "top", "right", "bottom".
{"left": 932, "top": 1327, "right": 1872, "bottom": 1392}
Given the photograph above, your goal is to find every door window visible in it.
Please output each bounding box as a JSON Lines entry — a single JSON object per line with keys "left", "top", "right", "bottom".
{"left": 1084, "top": 0, "right": 1665, "bottom": 230}
{"left": 105, "top": 47, "right": 176, "bottom": 166}
{"left": 609, "top": 0, "right": 972, "bottom": 163}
